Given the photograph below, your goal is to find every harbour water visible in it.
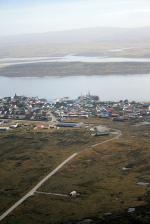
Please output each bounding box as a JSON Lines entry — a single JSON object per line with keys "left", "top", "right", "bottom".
{"left": 0, "top": 74, "right": 150, "bottom": 101}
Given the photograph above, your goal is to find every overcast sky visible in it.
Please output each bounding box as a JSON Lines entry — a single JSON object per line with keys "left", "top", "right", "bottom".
{"left": 1, "top": 0, "right": 150, "bottom": 36}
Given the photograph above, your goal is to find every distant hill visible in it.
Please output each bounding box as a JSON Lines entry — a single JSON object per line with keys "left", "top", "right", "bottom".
{"left": 1, "top": 27, "right": 150, "bottom": 57}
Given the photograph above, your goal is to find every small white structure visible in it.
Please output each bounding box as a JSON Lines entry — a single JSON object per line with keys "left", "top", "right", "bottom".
{"left": 69, "top": 191, "right": 78, "bottom": 197}
{"left": 0, "top": 120, "right": 4, "bottom": 125}
{"left": 10, "top": 123, "right": 19, "bottom": 129}
{"left": 0, "top": 127, "right": 10, "bottom": 131}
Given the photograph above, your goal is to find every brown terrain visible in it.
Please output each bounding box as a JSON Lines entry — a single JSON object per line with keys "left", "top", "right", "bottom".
{"left": 0, "top": 118, "right": 150, "bottom": 223}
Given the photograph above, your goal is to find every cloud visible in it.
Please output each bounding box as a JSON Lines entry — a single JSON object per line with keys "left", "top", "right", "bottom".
{"left": 1, "top": 0, "right": 150, "bottom": 36}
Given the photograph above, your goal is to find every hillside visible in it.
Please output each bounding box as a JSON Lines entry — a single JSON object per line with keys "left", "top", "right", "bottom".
{"left": 1, "top": 27, "right": 150, "bottom": 58}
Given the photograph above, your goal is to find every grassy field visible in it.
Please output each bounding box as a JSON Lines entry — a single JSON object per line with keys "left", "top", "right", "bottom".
{"left": 0, "top": 119, "right": 150, "bottom": 223}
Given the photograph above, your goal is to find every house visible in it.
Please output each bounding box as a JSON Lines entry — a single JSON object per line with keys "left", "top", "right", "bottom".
{"left": 69, "top": 191, "right": 80, "bottom": 197}
{"left": 56, "top": 122, "right": 81, "bottom": 128}
{"left": 35, "top": 124, "right": 47, "bottom": 129}
{"left": 113, "top": 116, "right": 125, "bottom": 122}
{"left": 91, "top": 126, "right": 110, "bottom": 136}
{"left": 10, "top": 123, "right": 19, "bottom": 129}
{"left": 0, "top": 127, "right": 10, "bottom": 131}
{"left": 99, "top": 112, "right": 110, "bottom": 118}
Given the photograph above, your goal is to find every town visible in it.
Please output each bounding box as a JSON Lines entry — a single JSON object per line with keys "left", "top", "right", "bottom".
{"left": 0, "top": 93, "right": 150, "bottom": 131}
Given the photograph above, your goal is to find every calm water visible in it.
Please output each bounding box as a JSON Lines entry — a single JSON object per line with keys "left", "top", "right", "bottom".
{"left": 0, "top": 74, "right": 150, "bottom": 101}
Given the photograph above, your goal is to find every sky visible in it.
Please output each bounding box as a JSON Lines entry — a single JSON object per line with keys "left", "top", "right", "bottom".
{"left": 1, "top": 0, "right": 150, "bottom": 36}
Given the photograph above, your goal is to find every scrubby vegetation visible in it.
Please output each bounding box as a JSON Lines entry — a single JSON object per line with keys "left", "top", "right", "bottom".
{"left": 0, "top": 119, "right": 150, "bottom": 224}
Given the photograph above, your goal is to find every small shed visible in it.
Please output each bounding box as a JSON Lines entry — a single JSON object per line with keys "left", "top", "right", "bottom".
{"left": 69, "top": 191, "right": 80, "bottom": 197}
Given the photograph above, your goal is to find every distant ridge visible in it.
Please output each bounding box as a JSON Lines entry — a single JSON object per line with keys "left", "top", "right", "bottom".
{"left": 1, "top": 26, "right": 150, "bottom": 57}
{"left": 1, "top": 26, "right": 150, "bottom": 44}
